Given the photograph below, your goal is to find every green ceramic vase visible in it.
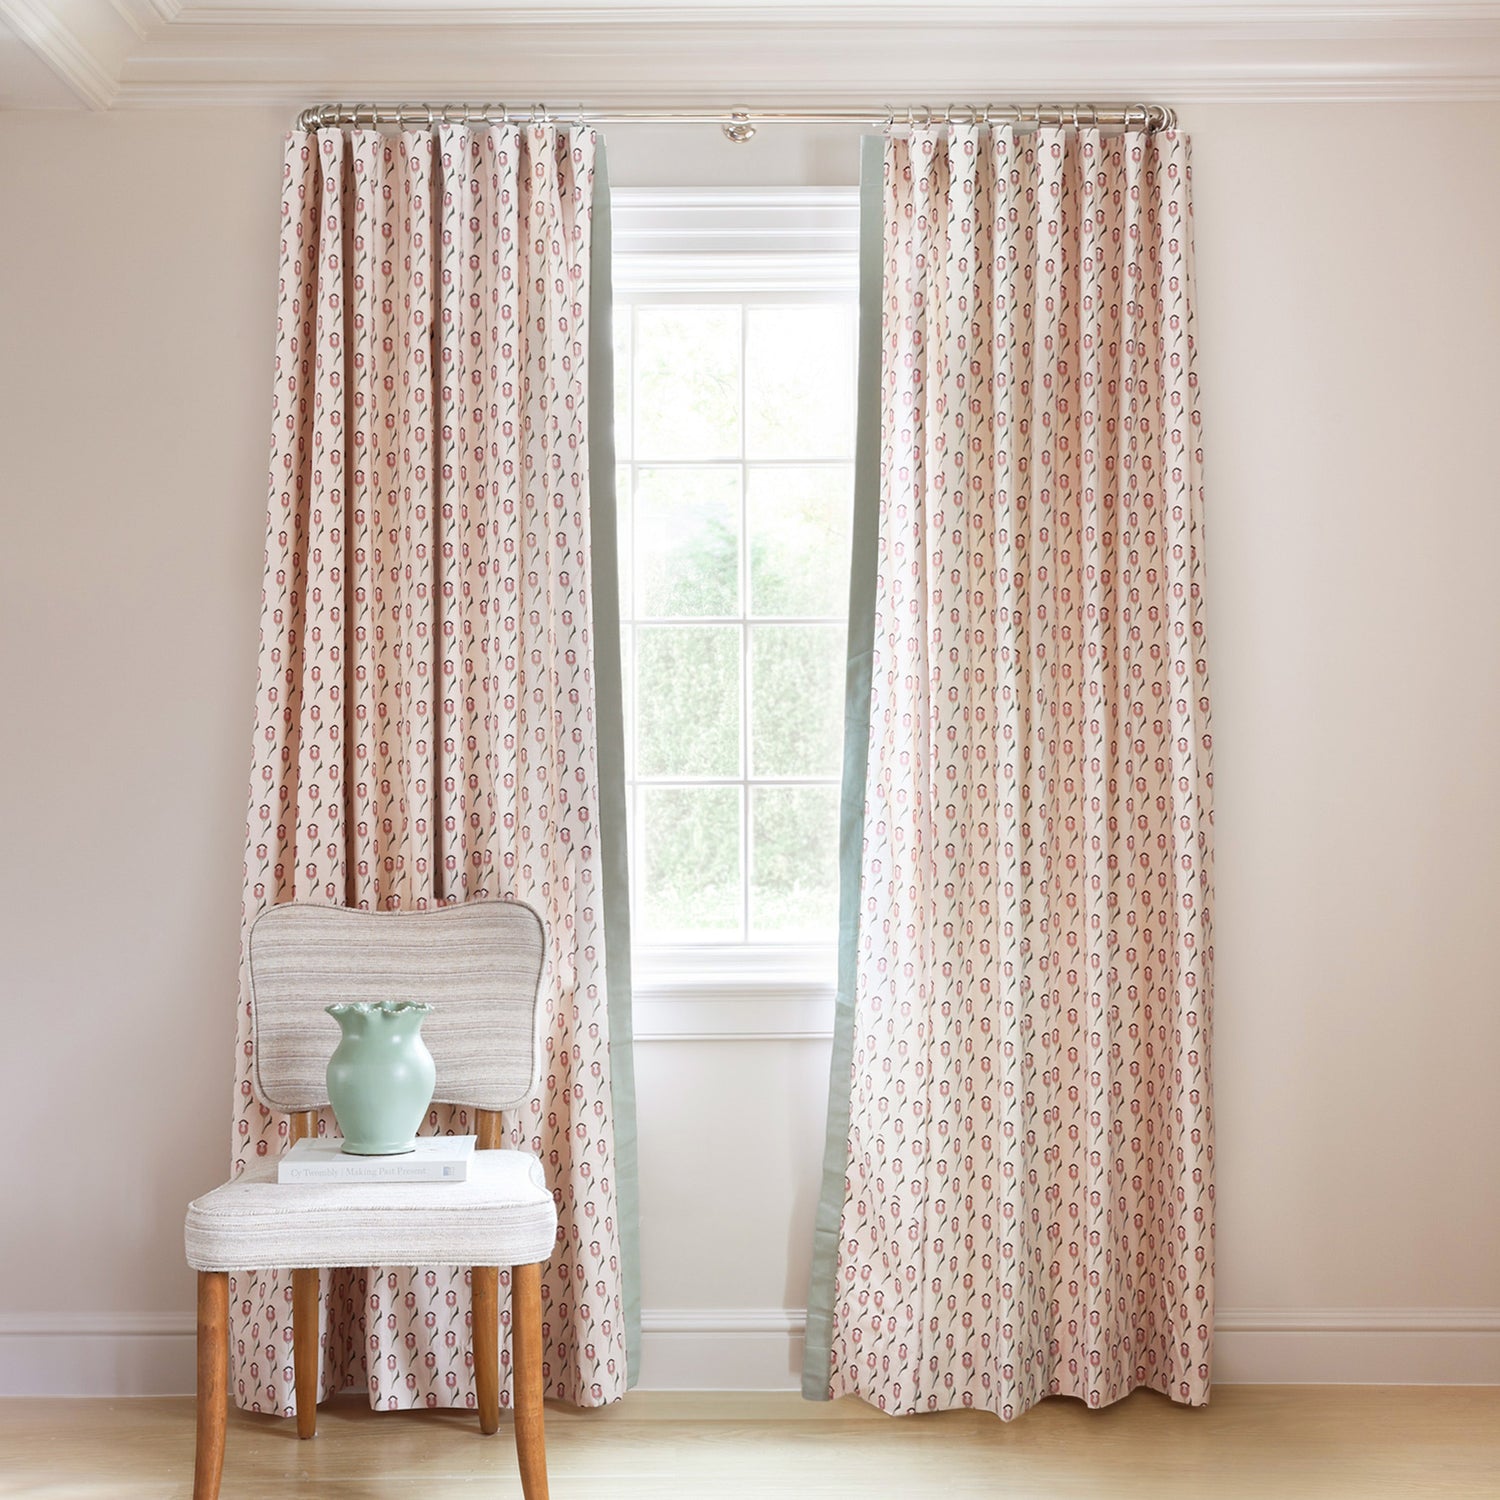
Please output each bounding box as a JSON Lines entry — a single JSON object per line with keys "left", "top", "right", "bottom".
{"left": 324, "top": 1001, "right": 437, "bottom": 1155}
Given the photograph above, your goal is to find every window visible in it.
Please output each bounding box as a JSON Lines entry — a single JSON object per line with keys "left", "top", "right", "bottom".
{"left": 612, "top": 191, "right": 858, "bottom": 1002}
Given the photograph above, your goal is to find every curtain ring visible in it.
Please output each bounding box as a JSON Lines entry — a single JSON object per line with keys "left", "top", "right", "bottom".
{"left": 722, "top": 110, "right": 756, "bottom": 144}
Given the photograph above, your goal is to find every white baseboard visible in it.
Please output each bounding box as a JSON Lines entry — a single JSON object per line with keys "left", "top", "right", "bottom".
{"left": 0, "top": 1312, "right": 198, "bottom": 1398}
{"left": 1213, "top": 1307, "right": 1500, "bottom": 1386}
{"left": 639, "top": 1309, "right": 808, "bottom": 1390}
{"left": 2, "top": 1307, "right": 1496, "bottom": 1398}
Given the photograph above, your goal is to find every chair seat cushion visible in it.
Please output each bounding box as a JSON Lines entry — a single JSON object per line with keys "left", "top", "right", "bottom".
{"left": 184, "top": 1149, "right": 558, "bottom": 1272}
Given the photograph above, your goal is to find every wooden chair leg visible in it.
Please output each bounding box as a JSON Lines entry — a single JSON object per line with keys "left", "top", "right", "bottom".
{"left": 512, "top": 1261, "right": 549, "bottom": 1500}
{"left": 193, "top": 1271, "right": 228, "bottom": 1500}
{"left": 292, "top": 1267, "right": 320, "bottom": 1439}
{"left": 472, "top": 1266, "right": 501, "bottom": 1436}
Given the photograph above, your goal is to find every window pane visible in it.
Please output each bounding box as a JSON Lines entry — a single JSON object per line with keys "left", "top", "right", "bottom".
{"left": 636, "top": 625, "right": 740, "bottom": 777}
{"left": 750, "top": 624, "right": 845, "bottom": 777}
{"left": 634, "top": 305, "right": 741, "bottom": 460}
{"left": 638, "top": 786, "right": 742, "bottom": 939}
{"left": 635, "top": 467, "right": 739, "bottom": 618}
{"left": 613, "top": 308, "right": 632, "bottom": 460}
{"left": 745, "top": 304, "right": 856, "bottom": 460}
{"left": 750, "top": 784, "right": 840, "bottom": 937}
{"left": 748, "top": 464, "right": 853, "bottom": 618}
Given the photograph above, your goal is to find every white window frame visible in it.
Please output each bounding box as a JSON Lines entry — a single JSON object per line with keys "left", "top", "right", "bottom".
{"left": 612, "top": 188, "right": 858, "bottom": 1040}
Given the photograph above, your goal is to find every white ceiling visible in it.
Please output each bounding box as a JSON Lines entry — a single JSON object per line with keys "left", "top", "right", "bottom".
{"left": 3, "top": 1, "right": 1500, "bottom": 112}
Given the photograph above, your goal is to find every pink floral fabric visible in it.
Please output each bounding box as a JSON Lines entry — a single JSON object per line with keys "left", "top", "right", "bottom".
{"left": 821, "top": 125, "right": 1214, "bottom": 1417}
{"left": 234, "top": 125, "right": 628, "bottom": 1414}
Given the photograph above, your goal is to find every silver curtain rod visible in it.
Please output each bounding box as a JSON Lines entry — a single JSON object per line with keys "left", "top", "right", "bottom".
{"left": 294, "top": 101, "right": 1177, "bottom": 143}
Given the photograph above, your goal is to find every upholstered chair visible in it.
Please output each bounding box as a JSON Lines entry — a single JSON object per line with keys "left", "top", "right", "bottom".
{"left": 184, "top": 901, "right": 555, "bottom": 1500}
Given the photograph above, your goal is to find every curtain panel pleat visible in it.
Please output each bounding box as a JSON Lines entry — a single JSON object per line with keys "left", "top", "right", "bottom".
{"left": 236, "top": 123, "right": 636, "bottom": 1414}
{"left": 806, "top": 125, "right": 1215, "bottom": 1419}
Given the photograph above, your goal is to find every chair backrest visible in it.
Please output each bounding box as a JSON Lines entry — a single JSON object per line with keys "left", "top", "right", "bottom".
{"left": 246, "top": 900, "right": 547, "bottom": 1115}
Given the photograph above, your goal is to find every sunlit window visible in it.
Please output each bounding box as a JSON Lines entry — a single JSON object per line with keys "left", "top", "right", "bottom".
{"left": 614, "top": 260, "right": 857, "bottom": 952}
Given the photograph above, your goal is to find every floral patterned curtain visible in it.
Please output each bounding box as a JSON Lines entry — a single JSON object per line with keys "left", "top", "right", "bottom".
{"left": 235, "top": 123, "right": 633, "bottom": 1414}
{"left": 806, "top": 124, "right": 1215, "bottom": 1418}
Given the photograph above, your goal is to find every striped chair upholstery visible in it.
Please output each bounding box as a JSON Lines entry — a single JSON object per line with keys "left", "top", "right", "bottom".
{"left": 245, "top": 900, "right": 548, "bottom": 1113}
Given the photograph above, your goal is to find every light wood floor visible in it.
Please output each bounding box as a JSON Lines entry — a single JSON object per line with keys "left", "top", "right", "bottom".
{"left": 2, "top": 1388, "right": 1496, "bottom": 1498}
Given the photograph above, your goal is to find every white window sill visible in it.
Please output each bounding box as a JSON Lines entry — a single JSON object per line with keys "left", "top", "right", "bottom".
{"left": 629, "top": 945, "right": 837, "bottom": 1041}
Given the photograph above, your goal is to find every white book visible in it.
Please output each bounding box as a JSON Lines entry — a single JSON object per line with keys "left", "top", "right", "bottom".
{"left": 278, "top": 1135, "right": 477, "bottom": 1184}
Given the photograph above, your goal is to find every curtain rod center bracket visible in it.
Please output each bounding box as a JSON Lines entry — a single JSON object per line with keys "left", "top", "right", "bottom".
{"left": 722, "top": 111, "right": 756, "bottom": 144}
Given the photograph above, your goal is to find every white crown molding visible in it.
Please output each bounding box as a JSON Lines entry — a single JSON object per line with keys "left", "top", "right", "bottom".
{"left": 136, "top": 2, "right": 1500, "bottom": 24}
{"left": 0, "top": 0, "right": 123, "bottom": 107}
{"left": 110, "top": 1, "right": 183, "bottom": 40}
{"left": 108, "top": 1, "right": 147, "bottom": 41}
{"left": 8, "top": 3, "right": 1500, "bottom": 112}
{"left": 108, "top": 1, "right": 182, "bottom": 40}
{"left": 0, "top": 2, "right": 1483, "bottom": 110}
{"left": 0, "top": 0, "right": 182, "bottom": 107}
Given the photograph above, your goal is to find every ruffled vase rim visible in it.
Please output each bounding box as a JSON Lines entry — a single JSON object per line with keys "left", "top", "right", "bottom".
{"left": 325, "top": 1000, "right": 435, "bottom": 1017}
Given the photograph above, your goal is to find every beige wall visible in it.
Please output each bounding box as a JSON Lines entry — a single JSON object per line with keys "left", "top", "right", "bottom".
{"left": 1, "top": 104, "right": 1496, "bottom": 1394}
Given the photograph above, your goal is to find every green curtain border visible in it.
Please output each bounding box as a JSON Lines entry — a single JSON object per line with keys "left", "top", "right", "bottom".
{"left": 588, "top": 141, "right": 642, "bottom": 1390}
{"left": 801, "top": 133, "right": 884, "bottom": 1400}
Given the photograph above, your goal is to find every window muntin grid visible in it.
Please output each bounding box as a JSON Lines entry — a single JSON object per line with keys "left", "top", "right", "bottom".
{"left": 613, "top": 292, "right": 857, "bottom": 950}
